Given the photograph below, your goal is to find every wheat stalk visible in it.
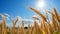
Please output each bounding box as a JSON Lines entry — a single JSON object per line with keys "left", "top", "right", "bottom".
{"left": 53, "top": 7, "right": 60, "bottom": 23}
{"left": 30, "top": 7, "right": 47, "bottom": 21}
{"left": 41, "top": 20, "right": 48, "bottom": 34}
{"left": 21, "top": 18, "right": 25, "bottom": 34}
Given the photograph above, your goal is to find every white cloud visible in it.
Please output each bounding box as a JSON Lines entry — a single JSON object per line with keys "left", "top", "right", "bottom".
{"left": 0, "top": 14, "right": 5, "bottom": 18}
{"left": 32, "top": 15, "right": 37, "bottom": 18}
{"left": 4, "top": 13, "right": 10, "bottom": 17}
{"left": 4, "top": 13, "right": 10, "bottom": 20}
{"left": 23, "top": 18, "right": 34, "bottom": 22}
{"left": 0, "top": 13, "right": 10, "bottom": 20}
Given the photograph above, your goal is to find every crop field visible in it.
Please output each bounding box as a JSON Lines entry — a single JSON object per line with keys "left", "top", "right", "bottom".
{"left": 0, "top": 7, "right": 60, "bottom": 34}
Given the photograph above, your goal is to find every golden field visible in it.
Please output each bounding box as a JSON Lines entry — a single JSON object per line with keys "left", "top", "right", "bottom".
{"left": 0, "top": 7, "right": 60, "bottom": 34}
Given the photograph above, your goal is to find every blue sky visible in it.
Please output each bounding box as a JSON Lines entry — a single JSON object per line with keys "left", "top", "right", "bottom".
{"left": 0, "top": 0, "right": 60, "bottom": 18}
{"left": 0, "top": 0, "right": 60, "bottom": 27}
{"left": 0, "top": 0, "right": 36, "bottom": 19}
